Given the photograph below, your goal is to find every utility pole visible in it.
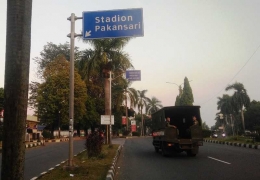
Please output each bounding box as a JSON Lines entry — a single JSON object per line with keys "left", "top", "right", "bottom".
{"left": 125, "top": 89, "right": 128, "bottom": 132}
{"left": 66, "top": 13, "right": 82, "bottom": 169}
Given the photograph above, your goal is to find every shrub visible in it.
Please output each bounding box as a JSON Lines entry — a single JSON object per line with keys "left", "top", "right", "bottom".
{"left": 202, "top": 129, "right": 211, "bottom": 138}
{"left": 42, "top": 130, "right": 53, "bottom": 139}
{"left": 85, "top": 131, "right": 104, "bottom": 158}
{"left": 123, "top": 130, "right": 131, "bottom": 136}
{"left": 132, "top": 131, "right": 140, "bottom": 136}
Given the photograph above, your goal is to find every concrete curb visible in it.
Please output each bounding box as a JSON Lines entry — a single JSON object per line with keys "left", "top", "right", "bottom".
{"left": 25, "top": 138, "right": 69, "bottom": 149}
{"left": 30, "top": 149, "right": 86, "bottom": 179}
{"left": 106, "top": 145, "right": 122, "bottom": 180}
{"left": 204, "top": 139, "right": 260, "bottom": 150}
{"left": 30, "top": 160, "right": 68, "bottom": 180}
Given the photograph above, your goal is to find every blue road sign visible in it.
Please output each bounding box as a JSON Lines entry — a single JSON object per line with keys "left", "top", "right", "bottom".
{"left": 126, "top": 70, "right": 141, "bottom": 81}
{"left": 82, "top": 8, "right": 144, "bottom": 39}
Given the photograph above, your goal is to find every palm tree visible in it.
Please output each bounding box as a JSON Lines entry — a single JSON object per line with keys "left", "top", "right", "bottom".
{"left": 146, "top": 97, "right": 163, "bottom": 115}
{"left": 77, "top": 38, "right": 133, "bottom": 143}
{"left": 2, "top": 1, "right": 32, "bottom": 179}
{"left": 136, "top": 90, "right": 149, "bottom": 136}
{"left": 112, "top": 79, "right": 137, "bottom": 110}
{"left": 226, "top": 82, "right": 250, "bottom": 134}
{"left": 112, "top": 78, "right": 138, "bottom": 130}
{"left": 217, "top": 94, "right": 233, "bottom": 132}
{"left": 78, "top": 38, "right": 133, "bottom": 115}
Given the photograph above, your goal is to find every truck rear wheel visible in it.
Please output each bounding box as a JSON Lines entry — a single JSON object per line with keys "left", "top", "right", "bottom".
{"left": 161, "top": 145, "right": 169, "bottom": 157}
{"left": 187, "top": 150, "right": 197, "bottom": 157}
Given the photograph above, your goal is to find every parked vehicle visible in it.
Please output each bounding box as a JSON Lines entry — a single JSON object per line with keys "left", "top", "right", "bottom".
{"left": 152, "top": 106, "right": 203, "bottom": 157}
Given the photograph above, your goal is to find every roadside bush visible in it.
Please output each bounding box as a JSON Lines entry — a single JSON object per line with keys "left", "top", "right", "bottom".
{"left": 42, "top": 130, "right": 53, "bottom": 139}
{"left": 202, "top": 129, "right": 211, "bottom": 138}
{"left": 132, "top": 131, "right": 140, "bottom": 136}
{"left": 249, "top": 133, "right": 260, "bottom": 142}
{"left": 85, "top": 131, "right": 104, "bottom": 158}
{"left": 123, "top": 130, "right": 131, "bottom": 136}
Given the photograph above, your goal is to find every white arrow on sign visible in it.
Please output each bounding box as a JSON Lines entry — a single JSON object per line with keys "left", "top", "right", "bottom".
{"left": 85, "top": 30, "right": 91, "bottom": 37}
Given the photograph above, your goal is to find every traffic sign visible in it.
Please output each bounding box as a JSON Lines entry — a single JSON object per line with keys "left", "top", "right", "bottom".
{"left": 101, "top": 115, "right": 114, "bottom": 125}
{"left": 82, "top": 8, "right": 144, "bottom": 39}
{"left": 126, "top": 70, "right": 141, "bottom": 81}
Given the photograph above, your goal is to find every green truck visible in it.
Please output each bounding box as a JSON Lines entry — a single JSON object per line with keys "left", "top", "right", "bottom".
{"left": 152, "top": 106, "right": 203, "bottom": 156}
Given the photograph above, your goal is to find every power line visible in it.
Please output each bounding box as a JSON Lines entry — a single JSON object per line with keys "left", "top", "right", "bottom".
{"left": 200, "top": 43, "right": 260, "bottom": 105}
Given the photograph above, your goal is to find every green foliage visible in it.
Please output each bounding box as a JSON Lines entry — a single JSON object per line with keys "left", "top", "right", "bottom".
{"left": 202, "top": 129, "right": 211, "bottom": 138}
{"left": 244, "top": 100, "right": 260, "bottom": 131}
{"left": 217, "top": 94, "right": 233, "bottom": 114}
{"left": 179, "top": 77, "right": 194, "bottom": 105}
{"left": 34, "top": 42, "right": 81, "bottom": 79}
{"left": 202, "top": 121, "right": 210, "bottom": 130}
{"left": 226, "top": 82, "right": 250, "bottom": 113}
{"left": 132, "top": 131, "right": 140, "bottom": 136}
{"left": 146, "top": 97, "right": 163, "bottom": 115}
{"left": 175, "top": 95, "right": 181, "bottom": 106}
{"left": 85, "top": 131, "right": 104, "bottom": 158}
{"left": 42, "top": 130, "right": 53, "bottom": 139}
{"left": 82, "top": 97, "right": 103, "bottom": 131}
{"left": 29, "top": 55, "right": 87, "bottom": 132}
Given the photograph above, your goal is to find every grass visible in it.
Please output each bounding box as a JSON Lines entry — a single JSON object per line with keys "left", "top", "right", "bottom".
{"left": 37, "top": 144, "right": 119, "bottom": 180}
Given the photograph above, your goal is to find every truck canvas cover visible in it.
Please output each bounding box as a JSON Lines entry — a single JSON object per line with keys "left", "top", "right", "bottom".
{"left": 151, "top": 106, "right": 202, "bottom": 138}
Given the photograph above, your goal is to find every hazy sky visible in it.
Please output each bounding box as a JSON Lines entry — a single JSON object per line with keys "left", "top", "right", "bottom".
{"left": 1, "top": 0, "right": 260, "bottom": 127}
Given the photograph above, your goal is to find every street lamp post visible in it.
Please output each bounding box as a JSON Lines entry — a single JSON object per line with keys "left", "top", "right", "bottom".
{"left": 166, "top": 81, "right": 192, "bottom": 105}
{"left": 166, "top": 80, "right": 192, "bottom": 94}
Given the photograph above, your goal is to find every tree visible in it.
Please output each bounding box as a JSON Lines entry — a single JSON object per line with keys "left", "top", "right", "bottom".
{"left": 217, "top": 94, "right": 234, "bottom": 132}
{"left": 244, "top": 100, "right": 260, "bottom": 131}
{"left": 29, "top": 55, "right": 87, "bottom": 135}
{"left": 146, "top": 97, "right": 163, "bottom": 114}
{"left": 2, "top": 1, "right": 32, "bottom": 179}
{"left": 226, "top": 82, "right": 250, "bottom": 134}
{"left": 34, "top": 42, "right": 81, "bottom": 79}
{"left": 180, "top": 77, "right": 194, "bottom": 105}
{"left": 112, "top": 78, "right": 137, "bottom": 112}
{"left": 78, "top": 38, "right": 133, "bottom": 143}
{"left": 111, "top": 78, "right": 138, "bottom": 132}
{"left": 202, "top": 121, "right": 210, "bottom": 130}
{"left": 175, "top": 85, "right": 183, "bottom": 106}
{"left": 136, "top": 90, "right": 149, "bottom": 136}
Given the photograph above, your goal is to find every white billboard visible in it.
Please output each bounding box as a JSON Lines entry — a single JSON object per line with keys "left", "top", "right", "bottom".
{"left": 101, "top": 115, "right": 114, "bottom": 125}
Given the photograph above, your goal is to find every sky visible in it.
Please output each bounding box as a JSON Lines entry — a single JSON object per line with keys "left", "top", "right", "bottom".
{"left": 0, "top": 0, "right": 260, "bottom": 127}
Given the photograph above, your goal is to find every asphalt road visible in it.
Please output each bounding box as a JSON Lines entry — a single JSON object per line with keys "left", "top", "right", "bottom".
{"left": 114, "top": 137, "right": 260, "bottom": 180}
{"left": 0, "top": 138, "right": 86, "bottom": 180}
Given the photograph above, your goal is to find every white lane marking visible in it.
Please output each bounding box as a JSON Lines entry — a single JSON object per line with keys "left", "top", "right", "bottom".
{"left": 208, "top": 156, "right": 231, "bottom": 165}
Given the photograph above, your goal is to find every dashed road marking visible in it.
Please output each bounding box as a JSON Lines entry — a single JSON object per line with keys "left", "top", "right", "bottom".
{"left": 208, "top": 156, "right": 231, "bottom": 165}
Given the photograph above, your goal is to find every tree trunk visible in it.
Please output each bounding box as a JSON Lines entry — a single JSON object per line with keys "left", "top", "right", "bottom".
{"left": 1, "top": 1, "right": 32, "bottom": 180}
{"left": 141, "top": 110, "right": 144, "bottom": 136}
{"left": 104, "top": 77, "right": 110, "bottom": 144}
{"left": 241, "top": 107, "right": 245, "bottom": 134}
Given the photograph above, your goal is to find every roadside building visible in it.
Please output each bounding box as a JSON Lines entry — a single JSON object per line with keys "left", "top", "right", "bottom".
{"left": 26, "top": 115, "right": 40, "bottom": 142}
